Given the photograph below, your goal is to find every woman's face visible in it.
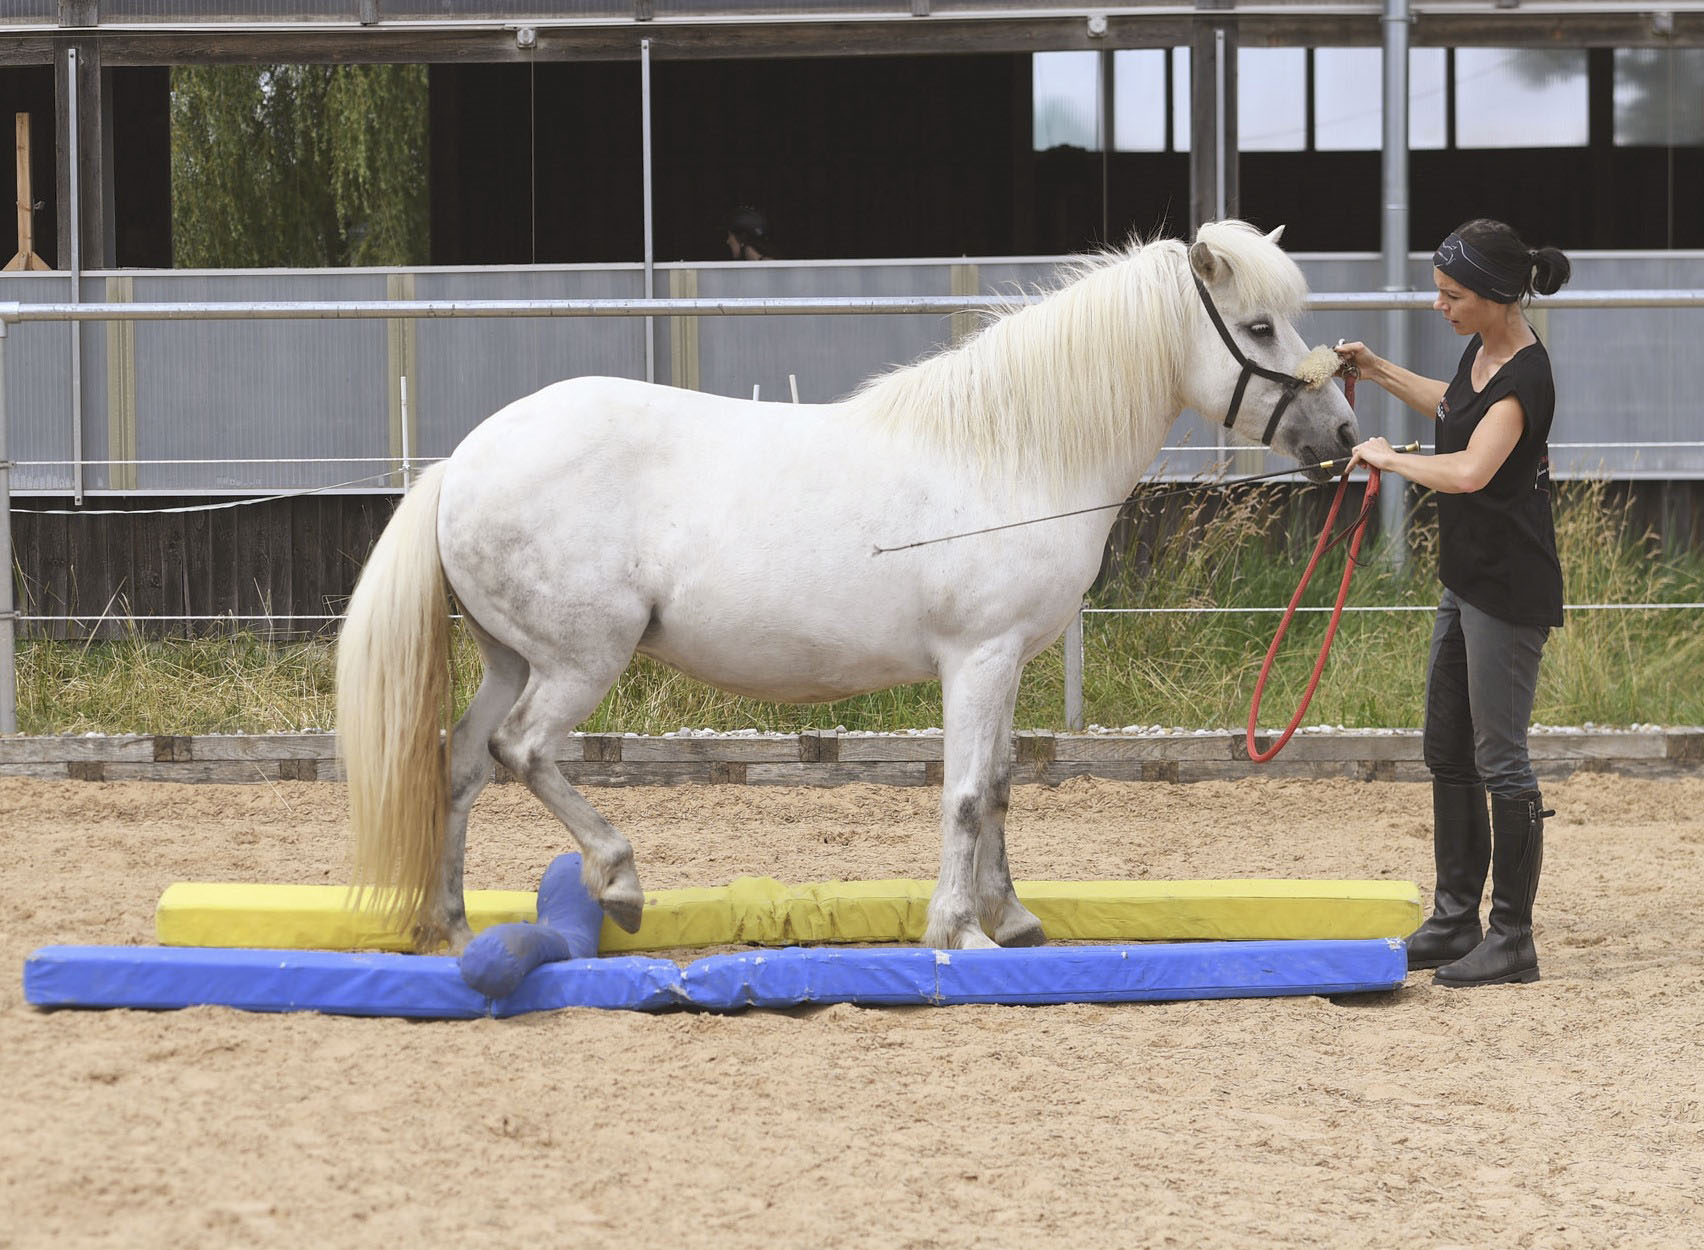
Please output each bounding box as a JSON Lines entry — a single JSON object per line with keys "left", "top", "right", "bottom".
{"left": 1432, "top": 268, "right": 1497, "bottom": 336}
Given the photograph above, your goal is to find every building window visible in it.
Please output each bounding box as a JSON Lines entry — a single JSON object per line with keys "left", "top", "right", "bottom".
{"left": 1614, "top": 48, "right": 1704, "bottom": 146}
{"left": 1169, "top": 47, "right": 1310, "bottom": 152}
{"left": 1112, "top": 49, "right": 1168, "bottom": 152}
{"left": 1040, "top": 46, "right": 1595, "bottom": 155}
{"left": 1033, "top": 50, "right": 1100, "bottom": 150}
{"left": 1313, "top": 47, "right": 1447, "bottom": 151}
{"left": 1237, "top": 48, "right": 1307, "bottom": 151}
{"left": 1455, "top": 49, "right": 1589, "bottom": 148}
{"left": 1171, "top": 47, "right": 1191, "bottom": 153}
{"left": 1034, "top": 49, "right": 1172, "bottom": 152}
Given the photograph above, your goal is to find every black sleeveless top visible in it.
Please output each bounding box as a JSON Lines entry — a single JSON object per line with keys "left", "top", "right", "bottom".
{"left": 1434, "top": 335, "right": 1564, "bottom": 628}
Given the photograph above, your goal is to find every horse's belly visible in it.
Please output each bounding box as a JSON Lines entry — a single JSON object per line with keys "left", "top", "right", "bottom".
{"left": 638, "top": 627, "right": 936, "bottom": 704}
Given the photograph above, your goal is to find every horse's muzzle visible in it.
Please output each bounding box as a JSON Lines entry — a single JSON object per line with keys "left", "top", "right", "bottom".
{"left": 1298, "top": 423, "right": 1357, "bottom": 483}
{"left": 1297, "top": 448, "right": 1335, "bottom": 484}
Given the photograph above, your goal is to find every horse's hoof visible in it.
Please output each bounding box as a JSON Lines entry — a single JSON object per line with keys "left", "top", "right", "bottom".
{"left": 601, "top": 888, "right": 645, "bottom": 934}
{"left": 922, "top": 923, "right": 999, "bottom": 950}
{"left": 412, "top": 916, "right": 472, "bottom": 955}
{"left": 995, "top": 917, "right": 1047, "bottom": 948}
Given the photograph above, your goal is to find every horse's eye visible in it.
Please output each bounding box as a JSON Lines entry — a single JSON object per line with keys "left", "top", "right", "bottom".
{"left": 1247, "top": 321, "right": 1274, "bottom": 339}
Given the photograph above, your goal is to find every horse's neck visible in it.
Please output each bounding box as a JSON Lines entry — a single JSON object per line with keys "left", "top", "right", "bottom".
{"left": 855, "top": 247, "right": 1190, "bottom": 505}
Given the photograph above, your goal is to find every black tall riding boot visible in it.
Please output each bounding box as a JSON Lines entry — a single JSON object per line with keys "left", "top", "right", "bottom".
{"left": 1435, "top": 791, "right": 1548, "bottom": 988}
{"left": 1405, "top": 780, "right": 1491, "bottom": 971}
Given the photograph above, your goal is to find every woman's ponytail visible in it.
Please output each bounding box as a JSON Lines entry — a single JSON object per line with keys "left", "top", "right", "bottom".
{"left": 1529, "top": 245, "right": 1572, "bottom": 297}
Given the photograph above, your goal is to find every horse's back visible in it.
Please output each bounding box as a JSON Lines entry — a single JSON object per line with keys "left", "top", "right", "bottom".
{"left": 434, "top": 375, "right": 1090, "bottom": 700}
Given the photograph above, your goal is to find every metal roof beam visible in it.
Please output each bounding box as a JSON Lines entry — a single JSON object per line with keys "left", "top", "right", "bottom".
{"left": 2, "top": 5, "right": 1703, "bottom": 66}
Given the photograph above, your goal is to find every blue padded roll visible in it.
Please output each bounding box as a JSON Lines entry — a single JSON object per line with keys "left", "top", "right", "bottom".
{"left": 457, "top": 853, "right": 605, "bottom": 998}
{"left": 458, "top": 923, "right": 579, "bottom": 999}
{"left": 683, "top": 947, "right": 946, "bottom": 1008}
{"left": 24, "top": 938, "right": 1406, "bottom": 1019}
{"left": 679, "top": 939, "right": 1405, "bottom": 1009}
{"left": 928, "top": 940, "right": 1406, "bottom": 1005}
{"left": 535, "top": 853, "right": 606, "bottom": 951}
{"left": 23, "top": 946, "right": 680, "bottom": 1019}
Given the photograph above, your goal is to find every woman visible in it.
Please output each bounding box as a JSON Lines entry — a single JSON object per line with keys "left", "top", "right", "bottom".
{"left": 1337, "top": 218, "right": 1571, "bottom": 988}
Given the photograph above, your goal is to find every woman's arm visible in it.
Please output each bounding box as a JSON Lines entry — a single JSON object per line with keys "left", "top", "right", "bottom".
{"left": 1335, "top": 341, "right": 1449, "bottom": 418}
{"left": 1351, "top": 395, "right": 1525, "bottom": 494}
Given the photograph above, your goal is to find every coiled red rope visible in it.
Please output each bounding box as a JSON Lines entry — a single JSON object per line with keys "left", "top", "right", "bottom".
{"left": 1245, "top": 372, "right": 1375, "bottom": 763}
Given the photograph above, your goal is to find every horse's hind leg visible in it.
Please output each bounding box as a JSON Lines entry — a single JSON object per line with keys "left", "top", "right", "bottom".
{"left": 424, "top": 627, "right": 528, "bottom": 954}
{"left": 490, "top": 662, "right": 645, "bottom": 933}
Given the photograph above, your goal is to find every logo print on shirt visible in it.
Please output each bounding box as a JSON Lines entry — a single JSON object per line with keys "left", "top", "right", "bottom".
{"left": 1435, "top": 395, "right": 1450, "bottom": 423}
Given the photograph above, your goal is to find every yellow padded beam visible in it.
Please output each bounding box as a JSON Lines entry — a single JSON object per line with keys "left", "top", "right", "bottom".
{"left": 156, "top": 877, "right": 1420, "bottom": 952}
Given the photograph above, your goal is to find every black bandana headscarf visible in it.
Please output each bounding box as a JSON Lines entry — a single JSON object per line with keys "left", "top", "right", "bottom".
{"left": 1433, "top": 232, "right": 1527, "bottom": 304}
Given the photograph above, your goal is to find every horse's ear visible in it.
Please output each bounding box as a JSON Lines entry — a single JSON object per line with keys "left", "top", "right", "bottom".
{"left": 1188, "top": 240, "right": 1226, "bottom": 285}
{"left": 1266, "top": 224, "right": 1286, "bottom": 245}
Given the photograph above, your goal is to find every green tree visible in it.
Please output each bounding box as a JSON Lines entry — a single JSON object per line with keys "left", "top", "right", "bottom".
{"left": 171, "top": 64, "right": 428, "bottom": 268}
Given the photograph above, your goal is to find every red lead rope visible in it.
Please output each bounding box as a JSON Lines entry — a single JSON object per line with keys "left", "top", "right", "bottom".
{"left": 1245, "top": 371, "right": 1374, "bottom": 764}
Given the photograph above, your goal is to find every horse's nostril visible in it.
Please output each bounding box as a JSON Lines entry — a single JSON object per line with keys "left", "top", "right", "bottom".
{"left": 1337, "top": 421, "right": 1356, "bottom": 449}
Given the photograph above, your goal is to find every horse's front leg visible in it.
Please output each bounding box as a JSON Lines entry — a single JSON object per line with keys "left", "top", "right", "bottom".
{"left": 972, "top": 763, "right": 1046, "bottom": 947}
{"left": 922, "top": 643, "right": 1044, "bottom": 949}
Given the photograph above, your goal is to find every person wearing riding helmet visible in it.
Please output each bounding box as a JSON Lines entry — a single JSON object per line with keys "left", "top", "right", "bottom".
{"left": 1336, "top": 218, "right": 1572, "bottom": 989}
{"left": 726, "top": 205, "right": 774, "bottom": 260}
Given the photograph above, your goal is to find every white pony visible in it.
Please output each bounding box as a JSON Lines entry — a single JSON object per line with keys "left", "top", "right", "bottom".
{"left": 337, "top": 220, "right": 1359, "bottom": 952}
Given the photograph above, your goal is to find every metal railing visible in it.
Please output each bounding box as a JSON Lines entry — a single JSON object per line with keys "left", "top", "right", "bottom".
{"left": 5, "top": 286, "right": 1704, "bottom": 735}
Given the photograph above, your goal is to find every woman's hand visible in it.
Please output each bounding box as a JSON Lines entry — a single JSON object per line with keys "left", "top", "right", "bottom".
{"left": 1334, "top": 340, "right": 1381, "bottom": 379}
{"left": 1338, "top": 341, "right": 1452, "bottom": 422}
{"left": 1351, "top": 436, "right": 1400, "bottom": 472}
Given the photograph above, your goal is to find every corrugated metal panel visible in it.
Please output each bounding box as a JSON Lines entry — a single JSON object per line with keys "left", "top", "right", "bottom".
{"left": 684, "top": 261, "right": 962, "bottom": 404}
{"left": 384, "top": 0, "right": 628, "bottom": 16}
{"left": 5, "top": 255, "right": 1702, "bottom": 495}
{"left": 408, "top": 266, "right": 648, "bottom": 462}
{"left": 125, "top": 271, "right": 392, "bottom": 492}
{"left": 1542, "top": 254, "right": 1703, "bottom": 480}
{"left": 99, "top": 1, "right": 356, "bottom": 18}
{"left": 0, "top": 273, "right": 75, "bottom": 493}
{"left": 405, "top": 267, "right": 644, "bottom": 463}
{"left": 651, "top": 0, "right": 904, "bottom": 13}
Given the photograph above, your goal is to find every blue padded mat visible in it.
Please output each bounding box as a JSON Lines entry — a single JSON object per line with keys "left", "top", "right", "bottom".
{"left": 24, "top": 938, "right": 1406, "bottom": 1018}
{"left": 686, "top": 940, "right": 1408, "bottom": 1008}
{"left": 22, "top": 946, "right": 680, "bottom": 1019}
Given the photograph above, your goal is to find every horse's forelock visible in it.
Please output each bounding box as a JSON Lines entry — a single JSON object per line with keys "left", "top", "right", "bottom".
{"left": 1193, "top": 219, "right": 1310, "bottom": 319}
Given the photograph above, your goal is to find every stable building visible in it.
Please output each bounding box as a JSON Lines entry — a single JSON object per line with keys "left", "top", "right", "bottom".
{"left": 0, "top": 1, "right": 1701, "bottom": 634}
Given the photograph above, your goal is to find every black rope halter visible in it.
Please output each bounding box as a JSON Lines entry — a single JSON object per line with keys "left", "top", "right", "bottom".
{"left": 1193, "top": 275, "right": 1311, "bottom": 448}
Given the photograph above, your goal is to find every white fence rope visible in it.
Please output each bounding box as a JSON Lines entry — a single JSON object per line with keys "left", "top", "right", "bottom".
{"left": 15, "top": 602, "right": 1701, "bottom": 627}
{"left": 1084, "top": 604, "right": 1704, "bottom": 615}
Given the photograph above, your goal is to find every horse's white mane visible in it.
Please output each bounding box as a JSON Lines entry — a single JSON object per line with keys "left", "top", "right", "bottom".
{"left": 848, "top": 219, "right": 1309, "bottom": 496}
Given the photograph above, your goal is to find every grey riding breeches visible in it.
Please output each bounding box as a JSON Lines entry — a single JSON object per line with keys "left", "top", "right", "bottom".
{"left": 1421, "top": 588, "right": 1550, "bottom": 797}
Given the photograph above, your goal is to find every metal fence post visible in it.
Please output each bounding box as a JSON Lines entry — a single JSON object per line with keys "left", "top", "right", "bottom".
{"left": 1064, "top": 600, "right": 1084, "bottom": 731}
{"left": 0, "top": 319, "right": 16, "bottom": 734}
{"left": 641, "top": 38, "right": 655, "bottom": 385}
{"left": 1379, "top": 0, "right": 1412, "bottom": 568}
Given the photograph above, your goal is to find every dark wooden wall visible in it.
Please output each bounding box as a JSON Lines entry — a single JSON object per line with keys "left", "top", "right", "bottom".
{"left": 429, "top": 54, "right": 1033, "bottom": 265}
{"left": 11, "top": 495, "right": 398, "bottom": 639}
{"left": 12, "top": 482, "right": 1704, "bottom": 638}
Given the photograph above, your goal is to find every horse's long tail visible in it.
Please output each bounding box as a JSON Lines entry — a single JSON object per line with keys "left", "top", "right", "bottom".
{"left": 337, "top": 460, "right": 453, "bottom": 943}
